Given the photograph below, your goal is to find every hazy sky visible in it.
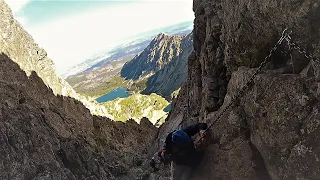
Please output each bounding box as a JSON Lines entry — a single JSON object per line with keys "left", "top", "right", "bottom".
{"left": 5, "top": 0, "right": 194, "bottom": 75}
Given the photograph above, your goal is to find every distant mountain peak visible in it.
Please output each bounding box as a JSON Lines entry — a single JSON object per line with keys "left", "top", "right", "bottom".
{"left": 156, "top": 32, "right": 168, "bottom": 37}
{"left": 120, "top": 32, "right": 193, "bottom": 98}
{"left": 152, "top": 32, "right": 170, "bottom": 42}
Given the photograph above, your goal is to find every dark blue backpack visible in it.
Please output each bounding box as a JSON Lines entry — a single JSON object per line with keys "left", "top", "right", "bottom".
{"left": 172, "top": 130, "right": 192, "bottom": 147}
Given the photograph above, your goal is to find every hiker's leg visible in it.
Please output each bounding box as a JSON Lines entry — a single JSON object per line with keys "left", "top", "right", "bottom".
{"left": 180, "top": 166, "right": 192, "bottom": 180}
{"left": 177, "top": 151, "right": 204, "bottom": 171}
{"left": 171, "top": 162, "right": 180, "bottom": 180}
{"left": 171, "top": 163, "right": 190, "bottom": 180}
{"left": 193, "top": 151, "right": 205, "bottom": 167}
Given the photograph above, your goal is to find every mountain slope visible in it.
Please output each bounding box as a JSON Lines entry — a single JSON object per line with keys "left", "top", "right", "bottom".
{"left": 102, "top": 93, "right": 169, "bottom": 124}
{"left": 142, "top": 33, "right": 193, "bottom": 98}
{"left": 0, "top": 1, "right": 114, "bottom": 118}
{"left": 0, "top": 1, "right": 159, "bottom": 178}
{"left": 66, "top": 54, "right": 134, "bottom": 97}
{"left": 121, "top": 33, "right": 193, "bottom": 98}
{"left": 0, "top": 52, "right": 157, "bottom": 179}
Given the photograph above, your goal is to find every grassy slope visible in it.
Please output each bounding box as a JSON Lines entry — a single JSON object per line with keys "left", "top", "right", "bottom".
{"left": 101, "top": 93, "right": 169, "bottom": 124}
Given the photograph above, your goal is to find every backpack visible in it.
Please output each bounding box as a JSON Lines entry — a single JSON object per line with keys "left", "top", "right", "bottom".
{"left": 171, "top": 130, "right": 192, "bottom": 147}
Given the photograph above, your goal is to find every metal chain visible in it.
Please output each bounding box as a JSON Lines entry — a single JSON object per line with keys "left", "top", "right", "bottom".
{"left": 284, "top": 34, "right": 320, "bottom": 64}
{"left": 197, "top": 28, "right": 292, "bottom": 142}
{"left": 151, "top": 29, "right": 291, "bottom": 171}
{"left": 152, "top": 28, "right": 293, "bottom": 170}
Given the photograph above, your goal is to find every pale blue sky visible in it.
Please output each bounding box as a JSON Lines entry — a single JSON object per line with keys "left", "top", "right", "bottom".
{"left": 5, "top": 0, "right": 194, "bottom": 74}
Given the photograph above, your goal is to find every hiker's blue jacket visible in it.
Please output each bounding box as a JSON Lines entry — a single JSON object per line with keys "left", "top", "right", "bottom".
{"left": 163, "top": 123, "right": 208, "bottom": 167}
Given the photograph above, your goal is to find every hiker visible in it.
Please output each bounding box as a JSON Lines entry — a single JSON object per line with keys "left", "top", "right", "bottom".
{"left": 155, "top": 123, "right": 208, "bottom": 168}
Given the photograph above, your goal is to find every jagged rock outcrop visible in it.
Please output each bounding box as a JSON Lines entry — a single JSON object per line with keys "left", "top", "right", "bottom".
{"left": 121, "top": 33, "right": 193, "bottom": 98}
{"left": 0, "top": 1, "right": 113, "bottom": 118}
{"left": 154, "top": 0, "right": 320, "bottom": 179}
{"left": 0, "top": 53, "right": 157, "bottom": 179}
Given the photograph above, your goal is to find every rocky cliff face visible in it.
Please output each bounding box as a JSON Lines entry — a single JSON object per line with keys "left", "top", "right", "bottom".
{"left": 0, "top": 2, "right": 161, "bottom": 179}
{"left": 0, "top": 53, "right": 157, "bottom": 179}
{"left": 0, "top": 1, "right": 113, "bottom": 118}
{"left": 154, "top": 0, "right": 320, "bottom": 179}
{"left": 121, "top": 33, "right": 193, "bottom": 98}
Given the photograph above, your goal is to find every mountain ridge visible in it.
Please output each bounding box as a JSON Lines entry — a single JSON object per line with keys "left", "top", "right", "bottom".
{"left": 121, "top": 33, "right": 184, "bottom": 80}
{"left": 0, "top": 1, "right": 116, "bottom": 119}
{"left": 61, "top": 21, "right": 193, "bottom": 78}
{"left": 143, "top": 33, "right": 193, "bottom": 98}
{"left": 121, "top": 32, "right": 193, "bottom": 98}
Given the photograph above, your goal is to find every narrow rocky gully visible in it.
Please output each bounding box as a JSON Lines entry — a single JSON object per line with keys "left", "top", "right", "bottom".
{"left": 0, "top": 0, "right": 319, "bottom": 180}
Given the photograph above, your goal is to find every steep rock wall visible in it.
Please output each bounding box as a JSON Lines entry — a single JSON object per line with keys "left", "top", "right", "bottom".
{"left": 155, "top": 0, "right": 320, "bottom": 179}
{"left": 190, "top": 0, "right": 320, "bottom": 117}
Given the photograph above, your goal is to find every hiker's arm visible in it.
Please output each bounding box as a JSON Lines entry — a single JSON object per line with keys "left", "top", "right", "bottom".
{"left": 160, "top": 132, "right": 174, "bottom": 165}
{"left": 163, "top": 132, "right": 173, "bottom": 154}
{"left": 183, "top": 123, "right": 208, "bottom": 137}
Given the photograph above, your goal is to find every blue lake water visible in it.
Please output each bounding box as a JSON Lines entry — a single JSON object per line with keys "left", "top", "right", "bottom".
{"left": 96, "top": 88, "right": 131, "bottom": 103}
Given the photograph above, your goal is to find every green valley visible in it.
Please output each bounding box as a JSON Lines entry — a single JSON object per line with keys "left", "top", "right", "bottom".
{"left": 102, "top": 93, "right": 169, "bottom": 124}
{"left": 65, "top": 32, "right": 192, "bottom": 125}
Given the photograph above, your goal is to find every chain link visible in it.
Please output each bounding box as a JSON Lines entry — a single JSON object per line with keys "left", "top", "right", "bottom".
{"left": 284, "top": 34, "right": 320, "bottom": 64}
{"left": 161, "top": 29, "right": 291, "bottom": 140}
{"left": 200, "top": 28, "right": 320, "bottom": 143}
{"left": 198, "top": 28, "right": 292, "bottom": 141}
